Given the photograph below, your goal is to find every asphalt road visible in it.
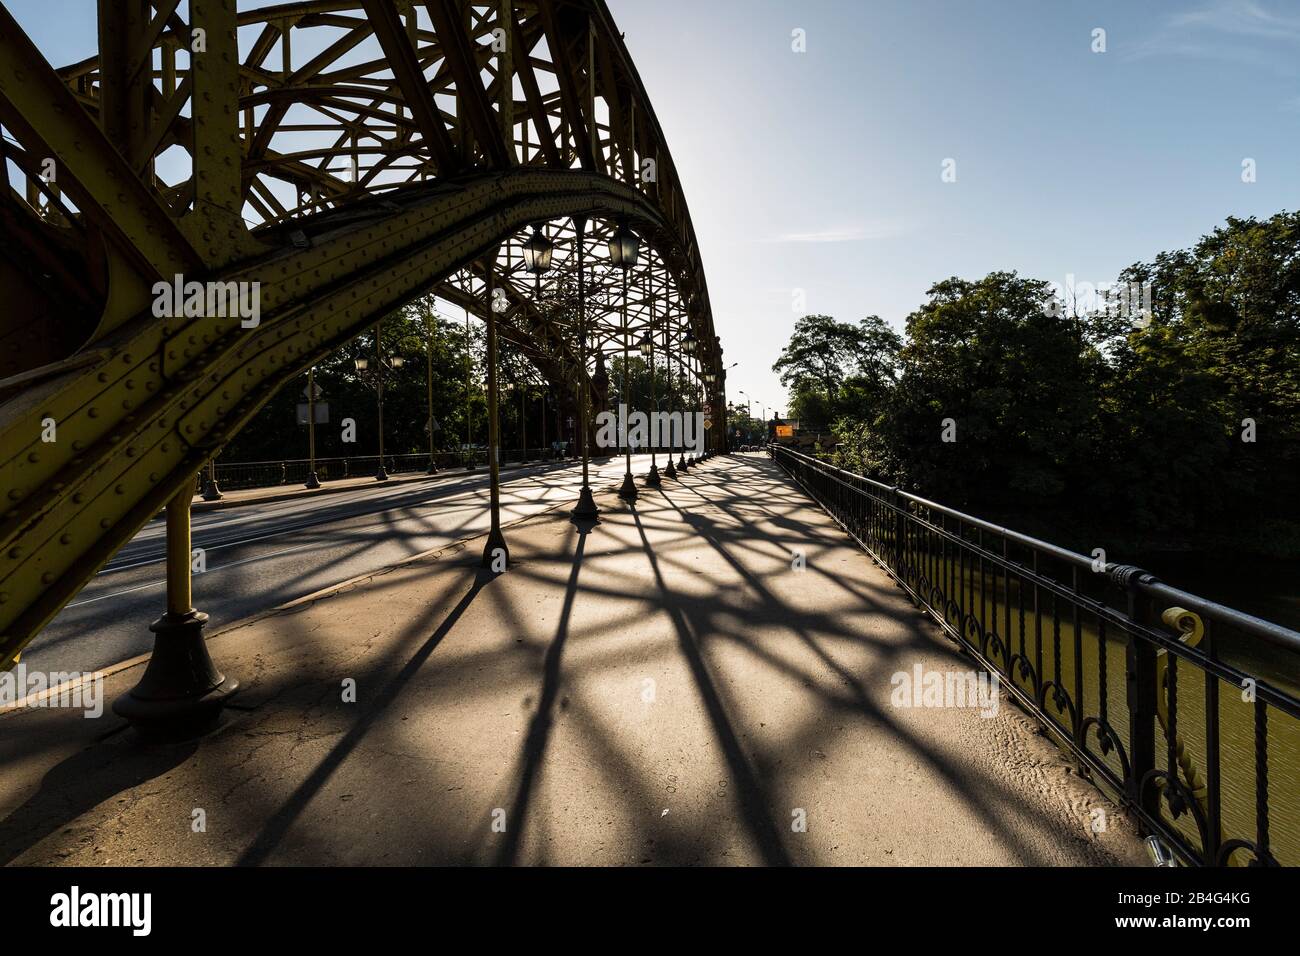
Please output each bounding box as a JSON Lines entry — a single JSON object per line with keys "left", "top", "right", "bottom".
{"left": 24, "top": 455, "right": 661, "bottom": 676}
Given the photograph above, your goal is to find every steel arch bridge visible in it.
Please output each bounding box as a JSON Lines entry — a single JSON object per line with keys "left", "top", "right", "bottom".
{"left": 0, "top": 0, "right": 727, "bottom": 668}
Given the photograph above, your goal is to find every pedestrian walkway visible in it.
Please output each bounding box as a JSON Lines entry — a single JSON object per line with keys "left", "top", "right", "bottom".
{"left": 0, "top": 455, "right": 1145, "bottom": 866}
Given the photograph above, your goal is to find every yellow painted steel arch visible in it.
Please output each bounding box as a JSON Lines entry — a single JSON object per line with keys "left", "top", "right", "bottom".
{"left": 0, "top": 0, "right": 725, "bottom": 664}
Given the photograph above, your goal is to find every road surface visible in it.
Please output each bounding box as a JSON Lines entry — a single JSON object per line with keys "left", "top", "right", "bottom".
{"left": 24, "top": 455, "right": 661, "bottom": 675}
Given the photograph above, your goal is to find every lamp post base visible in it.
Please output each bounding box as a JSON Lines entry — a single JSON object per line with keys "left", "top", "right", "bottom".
{"left": 618, "top": 471, "right": 639, "bottom": 501}
{"left": 112, "top": 610, "right": 239, "bottom": 741}
{"left": 201, "top": 478, "right": 223, "bottom": 501}
{"left": 663, "top": 459, "right": 677, "bottom": 479}
{"left": 572, "top": 485, "right": 599, "bottom": 518}
{"left": 427, "top": 459, "right": 439, "bottom": 475}
{"left": 645, "top": 464, "right": 661, "bottom": 487}
{"left": 678, "top": 454, "right": 690, "bottom": 471}
{"left": 375, "top": 466, "right": 389, "bottom": 482}
{"left": 305, "top": 471, "right": 321, "bottom": 489}
{"left": 481, "top": 526, "right": 509, "bottom": 570}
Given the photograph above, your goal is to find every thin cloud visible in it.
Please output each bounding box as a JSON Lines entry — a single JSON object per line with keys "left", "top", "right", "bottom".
{"left": 1169, "top": 0, "right": 1300, "bottom": 41}
{"left": 1131, "top": 0, "right": 1300, "bottom": 74}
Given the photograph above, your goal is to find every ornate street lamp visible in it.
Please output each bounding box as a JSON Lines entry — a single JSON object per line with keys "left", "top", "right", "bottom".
{"left": 572, "top": 216, "right": 599, "bottom": 519}
{"left": 611, "top": 221, "right": 640, "bottom": 502}
{"left": 662, "top": 314, "right": 677, "bottom": 480}
{"left": 523, "top": 225, "right": 554, "bottom": 275}
{"left": 522, "top": 225, "right": 554, "bottom": 466}
{"left": 355, "top": 323, "right": 404, "bottom": 481}
{"left": 677, "top": 322, "right": 691, "bottom": 472}
{"left": 463, "top": 301, "right": 475, "bottom": 472}
{"left": 424, "top": 312, "right": 439, "bottom": 475}
{"left": 640, "top": 309, "right": 660, "bottom": 486}
{"left": 481, "top": 249, "right": 509, "bottom": 569}
{"left": 305, "top": 366, "right": 321, "bottom": 487}
{"left": 608, "top": 221, "right": 641, "bottom": 269}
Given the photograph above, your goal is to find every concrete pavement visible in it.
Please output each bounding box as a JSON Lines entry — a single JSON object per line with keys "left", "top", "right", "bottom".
{"left": 0, "top": 454, "right": 1145, "bottom": 866}
{"left": 26, "top": 456, "right": 629, "bottom": 676}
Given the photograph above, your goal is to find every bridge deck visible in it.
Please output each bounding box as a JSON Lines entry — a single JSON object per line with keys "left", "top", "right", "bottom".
{"left": 0, "top": 455, "right": 1144, "bottom": 866}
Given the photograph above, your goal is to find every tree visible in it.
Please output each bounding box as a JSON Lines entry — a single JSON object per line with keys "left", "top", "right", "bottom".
{"left": 772, "top": 313, "right": 900, "bottom": 400}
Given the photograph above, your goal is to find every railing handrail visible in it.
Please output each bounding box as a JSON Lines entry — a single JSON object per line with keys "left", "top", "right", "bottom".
{"left": 770, "top": 444, "right": 1300, "bottom": 657}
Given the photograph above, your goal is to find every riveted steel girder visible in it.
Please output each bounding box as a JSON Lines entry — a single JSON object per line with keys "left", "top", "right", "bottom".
{"left": 0, "top": 0, "right": 726, "bottom": 664}
{"left": 0, "top": 168, "right": 673, "bottom": 664}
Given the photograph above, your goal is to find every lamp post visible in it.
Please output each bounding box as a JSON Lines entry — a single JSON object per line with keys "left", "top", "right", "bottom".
{"left": 662, "top": 310, "right": 677, "bottom": 480}
{"left": 482, "top": 250, "right": 508, "bottom": 569}
{"left": 639, "top": 324, "right": 659, "bottom": 486}
{"left": 463, "top": 301, "right": 475, "bottom": 472}
{"left": 609, "top": 221, "right": 641, "bottom": 502}
{"left": 523, "top": 225, "right": 554, "bottom": 468}
{"left": 305, "top": 366, "right": 321, "bottom": 488}
{"left": 703, "top": 366, "right": 716, "bottom": 460}
{"left": 424, "top": 312, "right": 438, "bottom": 474}
{"left": 354, "top": 321, "right": 405, "bottom": 481}
{"left": 680, "top": 327, "right": 695, "bottom": 470}
{"left": 201, "top": 454, "right": 223, "bottom": 501}
{"left": 572, "top": 217, "right": 599, "bottom": 518}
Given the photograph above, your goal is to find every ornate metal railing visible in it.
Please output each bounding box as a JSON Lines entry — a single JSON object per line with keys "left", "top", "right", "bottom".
{"left": 770, "top": 444, "right": 1300, "bottom": 867}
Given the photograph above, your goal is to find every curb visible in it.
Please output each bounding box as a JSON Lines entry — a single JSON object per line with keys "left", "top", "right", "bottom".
{"left": 189, "top": 457, "right": 580, "bottom": 513}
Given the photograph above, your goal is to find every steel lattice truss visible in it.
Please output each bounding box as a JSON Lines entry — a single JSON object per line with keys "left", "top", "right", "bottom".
{"left": 0, "top": 0, "right": 725, "bottom": 663}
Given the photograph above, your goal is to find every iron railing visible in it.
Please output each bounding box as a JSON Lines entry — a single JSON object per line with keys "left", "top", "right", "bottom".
{"left": 201, "top": 449, "right": 567, "bottom": 492}
{"left": 770, "top": 444, "right": 1300, "bottom": 867}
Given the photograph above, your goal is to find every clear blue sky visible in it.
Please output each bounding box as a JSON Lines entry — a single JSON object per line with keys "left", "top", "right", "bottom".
{"left": 9, "top": 1, "right": 1299, "bottom": 415}
{"left": 611, "top": 0, "right": 1300, "bottom": 415}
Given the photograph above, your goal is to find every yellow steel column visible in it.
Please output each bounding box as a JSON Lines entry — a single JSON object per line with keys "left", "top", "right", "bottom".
{"left": 165, "top": 484, "right": 193, "bottom": 616}
{"left": 113, "top": 471, "right": 238, "bottom": 737}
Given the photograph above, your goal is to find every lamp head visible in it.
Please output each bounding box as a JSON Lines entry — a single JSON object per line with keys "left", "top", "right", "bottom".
{"left": 608, "top": 221, "right": 640, "bottom": 270}
{"left": 522, "top": 225, "right": 554, "bottom": 275}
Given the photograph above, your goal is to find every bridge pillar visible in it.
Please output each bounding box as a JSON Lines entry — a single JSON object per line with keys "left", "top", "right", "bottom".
{"left": 113, "top": 479, "right": 238, "bottom": 738}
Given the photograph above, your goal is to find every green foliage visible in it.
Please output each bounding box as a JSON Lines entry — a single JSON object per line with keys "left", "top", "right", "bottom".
{"left": 773, "top": 313, "right": 901, "bottom": 399}
{"left": 783, "top": 212, "right": 1300, "bottom": 554}
{"left": 222, "top": 295, "right": 496, "bottom": 462}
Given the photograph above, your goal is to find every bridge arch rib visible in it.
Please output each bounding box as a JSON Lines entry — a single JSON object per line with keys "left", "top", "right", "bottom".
{"left": 0, "top": 0, "right": 724, "bottom": 664}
